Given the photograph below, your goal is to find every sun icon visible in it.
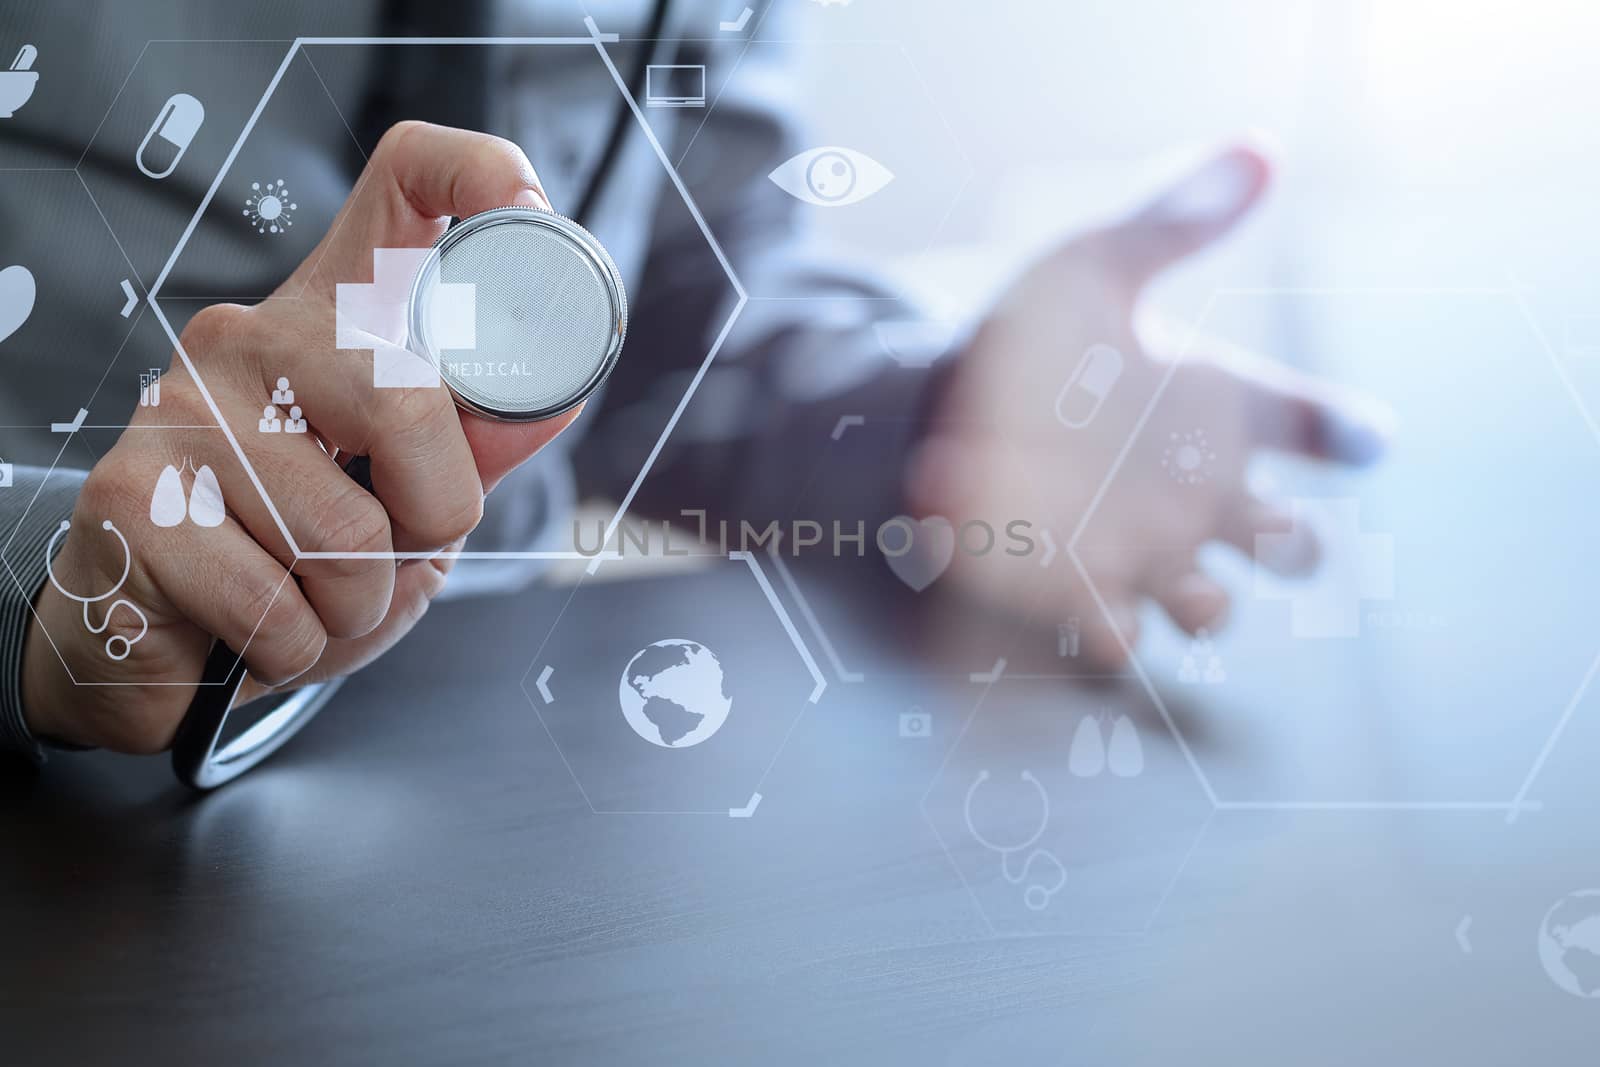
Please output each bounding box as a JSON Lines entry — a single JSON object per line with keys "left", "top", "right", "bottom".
{"left": 1161, "top": 429, "right": 1216, "bottom": 486}
{"left": 243, "top": 179, "right": 296, "bottom": 235}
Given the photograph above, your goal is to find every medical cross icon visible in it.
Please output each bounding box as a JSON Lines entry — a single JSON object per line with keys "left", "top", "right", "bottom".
{"left": 1255, "top": 497, "right": 1394, "bottom": 638}
{"left": 336, "top": 248, "right": 475, "bottom": 389}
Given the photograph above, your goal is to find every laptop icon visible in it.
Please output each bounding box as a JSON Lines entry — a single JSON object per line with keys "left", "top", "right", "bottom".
{"left": 645, "top": 64, "right": 707, "bottom": 108}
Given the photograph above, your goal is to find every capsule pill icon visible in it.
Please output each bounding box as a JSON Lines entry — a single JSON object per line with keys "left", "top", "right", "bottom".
{"left": 1054, "top": 343, "right": 1123, "bottom": 428}
{"left": 136, "top": 92, "right": 204, "bottom": 180}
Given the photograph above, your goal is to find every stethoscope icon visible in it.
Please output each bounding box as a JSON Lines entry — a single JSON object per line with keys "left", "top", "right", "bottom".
{"left": 964, "top": 769, "right": 1068, "bottom": 912}
{"left": 45, "top": 519, "right": 149, "bottom": 661}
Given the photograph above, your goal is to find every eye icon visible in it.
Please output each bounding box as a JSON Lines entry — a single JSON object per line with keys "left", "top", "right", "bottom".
{"left": 769, "top": 146, "right": 894, "bottom": 207}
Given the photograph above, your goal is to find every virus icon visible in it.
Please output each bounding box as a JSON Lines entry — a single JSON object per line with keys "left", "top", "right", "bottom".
{"left": 1161, "top": 429, "right": 1216, "bottom": 486}
{"left": 243, "top": 178, "right": 296, "bottom": 235}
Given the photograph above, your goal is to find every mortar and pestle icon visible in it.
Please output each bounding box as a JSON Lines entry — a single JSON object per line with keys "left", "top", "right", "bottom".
{"left": 0, "top": 45, "right": 38, "bottom": 118}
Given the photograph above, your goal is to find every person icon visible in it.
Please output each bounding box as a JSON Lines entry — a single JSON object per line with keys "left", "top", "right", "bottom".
{"left": 284, "top": 405, "right": 307, "bottom": 434}
{"left": 1178, "top": 647, "right": 1201, "bottom": 685}
{"left": 271, "top": 377, "right": 295, "bottom": 406}
{"left": 258, "top": 404, "right": 281, "bottom": 434}
{"left": 1180, "top": 628, "right": 1225, "bottom": 685}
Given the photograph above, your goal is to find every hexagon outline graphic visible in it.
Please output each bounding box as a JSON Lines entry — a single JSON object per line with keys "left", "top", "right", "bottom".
{"left": 766, "top": 434, "right": 1061, "bottom": 688}
{"left": 0, "top": 168, "right": 166, "bottom": 689}
{"left": 120, "top": 22, "right": 750, "bottom": 683}
{"left": 672, "top": 37, "right": 974, "bottom": 314}
{"left": 12, "top": 20, "right": 752, "bottom": 691}
{"left": 145, "top": 20, "right": 747, "bottom": 573}
{"left": 916, "top": 675, "right": 1217, "bottom": 937}
{"left": 516, "top": 550, "right": 827, "bottom": 818}
{"left": 1066, "top": 283, "right": 1599, "bottom": 819}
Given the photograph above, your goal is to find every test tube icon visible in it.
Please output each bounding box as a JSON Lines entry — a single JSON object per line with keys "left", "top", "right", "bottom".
{"left": 1058, "top": 617, "right": 1081, "bottom": 658}
{"left": 139, "top": 368, "right": 161, "bottom": 408}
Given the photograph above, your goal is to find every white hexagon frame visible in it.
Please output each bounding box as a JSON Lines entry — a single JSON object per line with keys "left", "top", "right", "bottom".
{"left": 918, "top": 676, "right": 1215, "bottom": 938}
{"left": 911, "top": 283, "right": 1599, "bottom": 936}
{"left": 518, "top": 550, "right": 827, "bottom": 819}
{"left": 11, "top": 21, "right": 768, "bottom": 694}
{"left": 124, "top": 20, "right": 830, "bottom": 804}
{"left": 0, "top": 172, "right": 156, "bottom": 689}
{"left": 148, "top": 21, "right": 745, "bottom": 575}
{"left": 1067, "top": 284, "right": 1600, "bottom": 822}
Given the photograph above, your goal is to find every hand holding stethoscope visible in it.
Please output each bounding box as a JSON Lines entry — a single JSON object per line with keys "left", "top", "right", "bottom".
{"left": 24, "top": 125, "right": 626, "bottom": 791}
{"left": 45, "top": 519, "right": 149, "bottom": 661}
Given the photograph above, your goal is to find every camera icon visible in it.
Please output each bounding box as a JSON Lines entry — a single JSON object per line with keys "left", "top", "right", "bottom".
{"left": 899, "top": 709, "right": 932, "bottom": 739}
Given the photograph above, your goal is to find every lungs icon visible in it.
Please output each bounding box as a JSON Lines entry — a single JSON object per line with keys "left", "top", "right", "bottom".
{"left": 1106, "top": 715, "right": 1144, "bottom": 778}
{"left": 150, "top": 464, "right": 187, "bottom": 528}
{"left": 150, "top": 461, "right": 226, "bottom": 529}
{"left": 1068, "top": 713, "right": 1144, "bottom": 779}
{"left": 188, "top": 465, "right": 225, "bottom": 528}
{"left": 1068, "top": 715, "right": 1106, "bottom": 778}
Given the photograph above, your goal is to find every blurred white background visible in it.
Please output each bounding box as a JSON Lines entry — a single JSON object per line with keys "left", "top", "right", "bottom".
{"left": 788, "top": 0, "right": 1600, "bottom": 304}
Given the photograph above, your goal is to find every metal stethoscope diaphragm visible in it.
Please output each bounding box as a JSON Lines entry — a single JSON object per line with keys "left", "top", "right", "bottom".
{"left": 409, "top": 205, "right": 627, "bottom": 422}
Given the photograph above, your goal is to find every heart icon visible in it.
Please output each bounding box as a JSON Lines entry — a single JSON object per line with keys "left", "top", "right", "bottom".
{"left": 882, "top": 515, "right": 956, "bottom": 593}
{"left": 0, "top": 264, "right": 36, "bottom": 345}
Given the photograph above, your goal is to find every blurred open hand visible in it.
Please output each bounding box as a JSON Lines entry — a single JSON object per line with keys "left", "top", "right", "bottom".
{"left": 906, "top": 145, "right": 1390, "bottom": 666}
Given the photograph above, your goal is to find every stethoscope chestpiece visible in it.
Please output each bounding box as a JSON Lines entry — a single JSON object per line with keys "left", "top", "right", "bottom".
{"left": 408, "top": 206, "right": 628, "bottom": 423}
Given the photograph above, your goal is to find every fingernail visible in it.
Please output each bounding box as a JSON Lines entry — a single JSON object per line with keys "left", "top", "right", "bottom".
{"left": 1256, "top": 525, "right": 1317, "bottom": 574}
{"left": 1150, "top": 152, "right": 1258, "bottom": 225}
{"left": 1328, "top": 403, "right": 1396, "bottom": 467}
{"left": 513, "top": 184, "right": 551, "bottom": 211}
{"left": 1175, "top": 573, "right": 1230, "bottom": 629}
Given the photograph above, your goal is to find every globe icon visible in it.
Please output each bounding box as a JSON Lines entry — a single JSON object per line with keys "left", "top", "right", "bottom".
{"left": 1538, "top": 889, "right": 1600, "bottom": 998}
{"left": 618, "top": 639, "right": 732, "bottom": 748}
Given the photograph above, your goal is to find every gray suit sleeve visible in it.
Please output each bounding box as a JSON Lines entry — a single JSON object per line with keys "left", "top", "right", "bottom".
{"left": 574, "top": 23, "right": 964, "bottom": 532}
{"left": 1, "top": 466, "right": 85, "bottom": 764}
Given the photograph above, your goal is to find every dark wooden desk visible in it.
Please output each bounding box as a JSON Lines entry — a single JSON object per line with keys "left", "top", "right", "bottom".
{"left": 2, "top": 564, "right": 1595, "bottom": 1065}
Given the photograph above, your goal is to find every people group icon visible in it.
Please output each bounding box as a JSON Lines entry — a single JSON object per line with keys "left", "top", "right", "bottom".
{"left": 1178, "top": 627, "right": 1226, "bottom": 685}
{"left": 258, "top": 377, "right": 306, "bottom": 434}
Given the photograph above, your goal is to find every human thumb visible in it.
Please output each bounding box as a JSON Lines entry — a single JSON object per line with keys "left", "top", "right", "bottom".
{"left": 461, "top": 404, "right": 584, "bottom": 495}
